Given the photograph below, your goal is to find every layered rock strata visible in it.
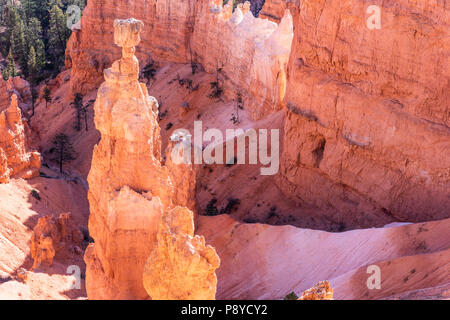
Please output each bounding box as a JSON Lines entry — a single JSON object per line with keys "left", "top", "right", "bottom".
{"left": 276, "top": 0, "right": 450, "bottom": 224}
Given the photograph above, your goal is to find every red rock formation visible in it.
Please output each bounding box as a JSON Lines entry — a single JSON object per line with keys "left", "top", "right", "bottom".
{"left": 0, "top": 94, "right": 41, "bottom": 183}
{"left": 30, "top": 213, "right": 83, "bottom": 269}
{"left": 65, "top": 0, "right": 195, "bottom": 94}
{"left": 299, "top": 281, "right": 333, "bottom": 300}
{"left": 85, "top": 18, "right": 218, "bottom": 300}
{"left": 191, "top": 2, "right": 293, "bottom": 119}
{"left": 143, "top": 206, "right": 220, "bottom": 300}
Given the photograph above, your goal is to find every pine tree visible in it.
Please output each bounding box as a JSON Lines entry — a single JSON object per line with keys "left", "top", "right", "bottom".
{"left": 27, "top": 18, "right": 46, "bottom": 72}
{"left": 43, "top": 86, "right": 51, "bottom": 108}
{"left": 0, "top": 0, "right": 7, "bottom": 25}
{"left": 5, "top": 4, "right": 20, "bottom": 48}
{"left": 2, "top": 47, "right": 18, "bottom": 80}
{"left": 10, "top": 19, "right": 28, "bottom": 75}
{"left": 20, "top": 0, "right": 37, "bottom": 24}
{"left": 27, "top": 46, "right": 37, "bottom": 80}
{"left": 50, "top": 133, "right": 77, "bottom": 173}
{"left": 49, "top": 2, "right": 70, "bottom": 69}
{"left": 34, "top": 0, "right": 50, "bottom": 28}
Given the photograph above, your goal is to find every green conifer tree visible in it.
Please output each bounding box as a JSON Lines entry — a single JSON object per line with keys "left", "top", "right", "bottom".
{"left": 27, "top": 46, "right": 37, "bottom": 80}
{"left": 2, "top": 47, "right": 18, "bottom": 80}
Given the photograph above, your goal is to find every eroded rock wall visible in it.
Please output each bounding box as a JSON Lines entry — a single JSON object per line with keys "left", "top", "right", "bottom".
{"left": 276, "top": 0, "right": 450, "bottom": 224}
{"left": 192, "top": 2, "right": 293, "bottom": 119}
{"left": 66, "top": 0, "right": 293, "bottom": 119}
{"left": 65, "top": 0, "right": 194, "bottom": 94}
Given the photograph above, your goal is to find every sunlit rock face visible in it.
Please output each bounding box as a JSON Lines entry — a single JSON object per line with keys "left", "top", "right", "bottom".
{"left": 299, "top": 281, "right": 333, "bottom": 300}
{"left": 276, "top": 0, "right": 450, "bottom": 226}
{"left": 85, "top": 18, "right": 218, "bottom": 300}
{"left": 143, "top": 206, "right": 220, "bottom": 300}
{"left": 30, "top": 213, "right": 84, "bottom": 270}
{"left": 191, "top": 3, "right": 293, "bottom": 119}
{"left": 0, "top": 94, "right": 41, "bottom": 183}
{"left": 66, "top": 0, "right": 294, "bottom": 120}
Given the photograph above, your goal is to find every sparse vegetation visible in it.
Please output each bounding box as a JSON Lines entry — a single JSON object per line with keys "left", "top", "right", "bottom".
{"left": 43, "top": 86, "right": 51, "bottom": 108}
{"left": 141, "top": 61, "right": 157, "bottom": 84}
{"left": 208, "top": 61, "right": 224, "bottom": 100}
{"left": 30, "top": 189, "right": 41, "bottom": 201}
{"left": 175, "top": 74, "right": 198, "bottom": 91}
{"left": 205, "top": 198, "right": 219, "bottom": 216}
{"left": 267, "top": 206, "right": 278, "bottom": 221}
{"left": 159, "top": 109, "right": 168, "bottom": 121}
{"left": 231, "top": 91, "right": 244, "bottom": 124}
{"left": 189, "top": 47, "right": 199, "bottom": 75}
{"left": 284, "top": 291, "right": 299, "bottom": 300}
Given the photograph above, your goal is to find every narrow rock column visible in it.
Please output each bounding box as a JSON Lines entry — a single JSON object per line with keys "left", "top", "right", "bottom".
{"left": 85, "top": 18, "right": 219, "bottom": 300}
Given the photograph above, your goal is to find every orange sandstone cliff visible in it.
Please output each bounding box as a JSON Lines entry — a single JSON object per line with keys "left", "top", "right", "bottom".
{"left": 276, "top": 0, "right": 450, "bottom": 225}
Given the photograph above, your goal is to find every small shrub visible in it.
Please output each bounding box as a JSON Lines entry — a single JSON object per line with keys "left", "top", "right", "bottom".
{"left": 142, "top": 62, "right": 157, "bottom": 83}
{"left": 159, "top": 109, "right": 168, "bottom": 121}
{"left": 31, "top": 189, "right": 41, "bottom": 201}
{"left": 267, "top": 206, "right": 278, "bottom": 220}
{"left": 205, "top": 198, "right": 219, "bottom": 216}
{"left": 208, "top": 81, "right": 223, "bottom": 99}
{"left": 284, "top": 292, "right": 299, "bottom": 300}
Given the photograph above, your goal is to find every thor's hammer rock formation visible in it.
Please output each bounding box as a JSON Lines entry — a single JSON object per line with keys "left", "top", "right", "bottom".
{"left": 85, "top": 18, "right": 219, "bottom": 300}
